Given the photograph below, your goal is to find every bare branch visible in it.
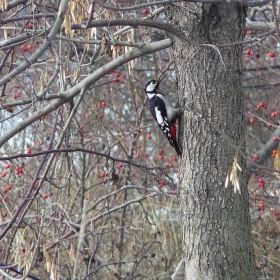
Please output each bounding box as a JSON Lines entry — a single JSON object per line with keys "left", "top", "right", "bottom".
{"left": 0, "top": 0, "right": 69, "bottom": 88}
{"left": 0, "top": 148, "right": 166, "bottom": 172}
{"left": 95, "top": 0, "right": 186, "bottom": 11}
{"left": 0, "top": 13, "right": 55, "bottom": 24}
{"left": 0, "top": 0, "right": 27, "bottom": 13}
{"left": 246, "top": 19, "right": 275, "bottom": 31}
{"left": 95, "top": 0, "right": 271, "bottom": 10}
{"left": 0, "top": 39, "right": 171, "bottom": 146}
{"left": 71, "top": 19, "right": 184, "bottom": 40}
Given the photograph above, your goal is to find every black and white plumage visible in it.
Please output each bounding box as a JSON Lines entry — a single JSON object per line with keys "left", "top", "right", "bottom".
{"left": 144, "top": 75, "right": 182, "bottom": 156}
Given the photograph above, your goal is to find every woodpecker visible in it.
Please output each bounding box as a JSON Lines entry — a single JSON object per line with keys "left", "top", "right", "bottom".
{"left": 144, "top": 75, "right": 182, "bottom": 156}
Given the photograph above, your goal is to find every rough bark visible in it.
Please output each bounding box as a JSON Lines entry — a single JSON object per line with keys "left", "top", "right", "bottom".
{"left": 166, "top": 3, "right": 256, "bottom": 279}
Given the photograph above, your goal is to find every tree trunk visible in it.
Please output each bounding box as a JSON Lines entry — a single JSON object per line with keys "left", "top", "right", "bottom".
{"left": 166, "top": 4, "right": 256, "bottom": 279}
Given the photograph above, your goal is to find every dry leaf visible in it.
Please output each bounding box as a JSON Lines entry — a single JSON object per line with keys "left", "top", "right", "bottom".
{"left": 63, "top": 5, "right": 74, "bottom": 37}
{"left": 5, "top": 107, "right": 14, "bottom": 113}
{"left": 225, "top": 153, "right": 242, "bottom": 193}
{"left": 101, "top": 35, "right": 112, "bottom": 58}
{"left": 126, "top": 33, "right": 137, "bottom": 74}
{"left": 274, "top": 145, "right": 280, "bottom": 170}
{"left": 0, "top": 0, "right": 8, "bottom": 11}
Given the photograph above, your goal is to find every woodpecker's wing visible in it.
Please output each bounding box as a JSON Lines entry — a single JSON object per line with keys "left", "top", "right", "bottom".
{"left": 153, "top": 97, "right": 175, "bottom": 147}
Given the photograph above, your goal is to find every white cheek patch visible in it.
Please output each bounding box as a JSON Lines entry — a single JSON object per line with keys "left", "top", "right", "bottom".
{"left": 146, "top": 83, "right": 156, "bottom": 92}
{"left": 155, "top": 107, "right": 164, "bottom": 124}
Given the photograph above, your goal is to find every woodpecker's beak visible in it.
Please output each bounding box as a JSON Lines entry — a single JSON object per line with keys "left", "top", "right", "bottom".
{"left": 157, "top": 74, "right": 166, "bottom": 84}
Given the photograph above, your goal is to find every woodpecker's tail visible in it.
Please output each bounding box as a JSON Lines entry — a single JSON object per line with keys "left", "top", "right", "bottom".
{"left": 173, "top": 139, "right": 182, "bottom": 157}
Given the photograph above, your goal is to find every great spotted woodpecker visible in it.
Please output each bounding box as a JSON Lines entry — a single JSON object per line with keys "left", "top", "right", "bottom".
{"left": 144, "top": 75, "right": 182, "bottom": 156}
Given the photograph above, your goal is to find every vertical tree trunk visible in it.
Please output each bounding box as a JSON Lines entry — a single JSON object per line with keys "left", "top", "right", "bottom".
{"left": 166, "top": 4, "right": 256, "bottom": 279}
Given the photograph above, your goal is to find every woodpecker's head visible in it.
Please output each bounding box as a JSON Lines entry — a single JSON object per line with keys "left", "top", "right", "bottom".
{"left": 144, "top": 75, "right": 165, "bottom": 94}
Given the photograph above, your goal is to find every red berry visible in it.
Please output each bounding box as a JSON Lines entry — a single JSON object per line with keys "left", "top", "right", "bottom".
{"left": 136, "top": 152, "right": 141, "bottom": 158}
{"left": 115, "top": 79, "right": 120, "bottom": 83}
{"left": 144, "top": 154, "right": 149, "bottom": 159}
{"left": 249, "top": 118, "right": 255, "bottom": 124}
{"left": 142, "top": 9, "right": 150, "bottom": 14}
{"left": 15, "top": 84, "right": 20, "bottom": 89}
{"left": 159, "top": 149, "right": 164, "bottom": 154}
{"left": 1, "top": 172, "right": 7, "bottom": 178}
{"left": 114, "top": 73, "right": 120, "bottom": 78}
{"left": 100, "top": 172, "right": 106, "bottom": 178}
{"left": 97, "top": 103, "right": 102, "bottom": 108}
{"left": 7, "top": 185, "right": 12, "bottom": 191}
{"left": 21, "top": 44, "right": 28, "bottom": 52}
{"left": 158, "top": 155, "right": 164, "bottom": 160}
{"left": 268, "top": 123, "right": 272, "bottom": 129}
{"left": 109, "top": 69, "right": 115, "bottom": 74}
{"left": 258, "top": 178, "right": 264, "bottom": 184}
{"left": 260, "top": 205, "right": 265, "bottom": 211}
{"left": 5, "top": 164, "right": 10, "bottom": 169}
{"left": 169, "top": 163, "right": 174, "bottom": 167}
{"left": 246, "top": 49, "right": 251, "bottom": 55}
{"left": 247, "top": 30, "right": 253, "bottom": 35}
{"left": 118, "top": 164, "right": 123, "bottom": 168}
{"left": 273, "top": 137, "right": 278, "bottom": 141}
{"left": 27, "top": 148, "right": 32, "bottom": 154}
{"left": 41, "top": 116, "right": 46, "bottom": 120}
{"left": 269, "top": 51, "right": 275, "bottom": 58}
{"left": 43, "top": 193, "right": 48, "bottom": 199}
{"left": 27, "top": 45, "right": 33, "bottom": 51}
{"left": 121, "top": 73, "right": 126, "bottom": 79}
{"left": 98, "top": 114, "right": 103, "bottom": 119}
{"left": 147, "top": 134, "right": 152, "bottom": 140}
{"left": 252, "top": 155, "right": 259, "bottom": 161}
{"left": 101, "top": 101, "right": 106, "bottom": 107}
{"left": 172, "top": 156, "right": 177, "bottom": 161}
{"left": 249, "top": 50, "right": 254, "bottom": 55}
{"left": 27, "top": 23, "right": 33, "bottom": 29}
{"left": 16, "top": 167, "right": 23, "bottom": 175}
{"left": 2, "top": 212, "right": 8, "bottom": 218}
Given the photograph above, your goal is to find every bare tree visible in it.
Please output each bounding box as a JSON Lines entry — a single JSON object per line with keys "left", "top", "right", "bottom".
{"left": 1, "top": 0, "right": 280, "bottom": 279}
